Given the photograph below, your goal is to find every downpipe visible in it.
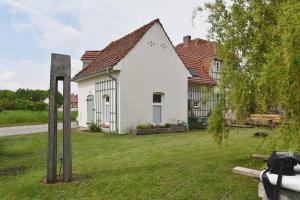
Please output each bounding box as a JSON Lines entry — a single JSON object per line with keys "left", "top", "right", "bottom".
{"left": 106, "top": 67, "right": 119, "bottom": 134}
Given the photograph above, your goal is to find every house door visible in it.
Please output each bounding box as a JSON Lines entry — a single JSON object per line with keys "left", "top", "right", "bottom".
{"left": 153, "top": 93, "right": 163, "bottom": 124}
{"left": 153, "top": 105, "right": 162, "bottom": 124}
{"left": 87, "top": 95, "right": 94, "bottom": 124}
{"left": 103, "top": 95, "right": 110, "bottom": 125}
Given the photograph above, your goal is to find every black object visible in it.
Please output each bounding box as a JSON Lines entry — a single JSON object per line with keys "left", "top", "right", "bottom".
{"left": 262, "top": 151, "right": 300, "bottom": 200}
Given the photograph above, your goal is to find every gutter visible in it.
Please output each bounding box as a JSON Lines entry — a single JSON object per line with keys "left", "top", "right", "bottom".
{"left": 106, "top": 67, "right": 119, "bottom": 134}
{"left": 71, "top": 66, "right": 113, "bottom": 82}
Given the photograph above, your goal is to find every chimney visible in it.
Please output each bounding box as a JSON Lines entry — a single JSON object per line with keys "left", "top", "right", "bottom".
{"left": 183, "top": 35, "right": 191, "bottom": 46}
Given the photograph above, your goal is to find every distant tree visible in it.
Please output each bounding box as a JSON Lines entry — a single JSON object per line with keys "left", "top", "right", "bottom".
{"left": 0, "top": 88, "right": 64, "bottom": 110}
{"left": 0, "top": 90, "right": 15, "bottom": 100}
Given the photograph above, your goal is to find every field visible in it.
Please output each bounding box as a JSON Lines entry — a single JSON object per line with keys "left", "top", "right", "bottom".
{"left": 0, "top": 110, "right": 78, "bottom": 127}
{"left": 0, "top": 128, "right": 268, "bottom": 200}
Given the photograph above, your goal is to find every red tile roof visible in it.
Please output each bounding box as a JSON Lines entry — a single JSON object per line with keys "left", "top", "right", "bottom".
{"left": 189, "top": 75, "right": 216, "bottom": 85}
{"left": 176, "top": 38, "right": 217, "bottom": 85}
{"left": 81, "top": 50, "right": 103, "bottom": 61}
{"left": 72, "top": 19, "right": 160, "bottom": 81}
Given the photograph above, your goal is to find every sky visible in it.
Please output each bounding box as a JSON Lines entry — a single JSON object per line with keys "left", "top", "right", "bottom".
{"left": 0, "top": 0, "right": 213, "bottom": 93}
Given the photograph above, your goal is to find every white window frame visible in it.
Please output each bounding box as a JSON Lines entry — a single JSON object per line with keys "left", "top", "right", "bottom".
{"left": 193, "top": 101, "right": 200, "bottom": 108}
{"left": 103, "top": 94, "right": 110, "bottom": 126}
{"left": 153, "top": 93, "right": 163, "bottom": 124}
{"left": 215, "top": 60, "right": 220, "bottom": 72}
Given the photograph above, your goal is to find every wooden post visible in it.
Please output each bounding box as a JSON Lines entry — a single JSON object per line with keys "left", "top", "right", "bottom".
{"left": 47, "top": 53, "right": 72, "bottom": 183}
{"left": 232, "top": 166, "right": 261, "bottom": 179}
{"left": 63, "top": 65, "right": 72, "bottom": 182}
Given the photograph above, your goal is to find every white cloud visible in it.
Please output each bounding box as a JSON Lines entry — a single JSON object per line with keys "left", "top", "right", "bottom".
{"left": 0, "top": 0, "right": 213, "bottom": 93}
{"left": 0, "top": 70, "right": 16, "bottom": 80}
{"left": 3, "top": 0, "right": 85, "bottom": 50}
{"left": 2, "top": 0, "right": 212, "bottom": 51}
{"left": 0, "top": 57, "right": 80, "bottom": 93}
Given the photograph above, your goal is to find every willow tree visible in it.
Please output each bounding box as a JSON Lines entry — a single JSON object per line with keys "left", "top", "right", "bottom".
{"left": 196, "top": 0, "right": 300, "bottom": 147}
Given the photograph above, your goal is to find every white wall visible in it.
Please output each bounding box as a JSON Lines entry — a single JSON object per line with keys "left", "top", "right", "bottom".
{"left": 118, "top": 22, "right": 189, "bottom": 133}
{"left": 77, "top": 73, "right": 119, "bottom": 128}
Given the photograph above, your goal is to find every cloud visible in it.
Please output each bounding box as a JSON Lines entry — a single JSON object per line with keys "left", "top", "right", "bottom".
{"left": 2, "top": 0, "right": 212, "bottom": 51}
{"left": 0, "top": 70, "right": 21, "bottom": 90}
{"left": 3, "top": 0, "right": 85, "bottom": 50}
{"left": 0, "top": 0, "right": 213, "bottom": 93}
{"left": 0, "top": 70, "right": 16, "bottom": 80}
{"left": 0, "top": 57, "right": 80, "bottom": 93}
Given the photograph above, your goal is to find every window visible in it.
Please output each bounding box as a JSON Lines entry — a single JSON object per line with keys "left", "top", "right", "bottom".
{"left": 216, "top": 93, "right": 220, "bottom": 102}
{"left": 103, "top": 95, "right": 110, "bottom": 125}
{"left": 82, "top": 61, "right": 91, "bottom": 68}
{"left": 153, "top": 93, "right": 163, "bottom": 124}
{"left": 193, "top": 101, "right": 200, "bottom": 108}
{"left": 215, "top": 60, "right": 220, "bottom": 72}
{"left": 153, "top": 94, "right": 162, "bottom": 103}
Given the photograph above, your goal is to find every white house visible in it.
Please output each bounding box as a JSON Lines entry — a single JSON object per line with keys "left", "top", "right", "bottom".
{"left": 72, "top": 19, "right": 191, "bottom": 133}
{"left": 175, "top": 36, "right": 221, "bottom": 125}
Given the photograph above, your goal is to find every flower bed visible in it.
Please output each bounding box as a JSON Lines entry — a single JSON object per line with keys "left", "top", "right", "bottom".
{"left": 135, "top": 123, "right": 187, "bottom": 135}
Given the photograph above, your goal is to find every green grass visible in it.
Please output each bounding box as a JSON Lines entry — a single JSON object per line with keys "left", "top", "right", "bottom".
{"left": 0, "top": 110, "right": 78, "bottom": 127}
{"left": 0, "top": 128, "right": 267, "bottom": 200}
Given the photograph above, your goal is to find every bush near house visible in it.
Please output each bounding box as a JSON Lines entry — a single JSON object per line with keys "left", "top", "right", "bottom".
{"left": 136, "top": 123, "right": 183, "bottom": 130}
{"left": 89, "top": 122, "right": 101, "bottom": 132}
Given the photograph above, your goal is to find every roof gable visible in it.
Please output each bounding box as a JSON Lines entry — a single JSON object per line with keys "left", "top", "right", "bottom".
{"left": 175, "top": 38, "right": 216, "bottom": 74}
{"left": 175, "top": 38, "right": 217, "bottom": 85}
{"left": 81, "top": 50, "right": 103, "bottom": 61}
{"left": 72, "top": 19, "right": 159, "bottom": 81}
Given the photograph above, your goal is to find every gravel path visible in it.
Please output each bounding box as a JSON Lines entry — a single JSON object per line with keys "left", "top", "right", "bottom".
{"left": 0, "top": 122, "right": 78, "bottom": 137}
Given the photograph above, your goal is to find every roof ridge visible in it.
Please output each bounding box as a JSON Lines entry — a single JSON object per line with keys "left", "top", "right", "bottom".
{"left": 73, "top": 18, "right": 160, "bottom": 81}
{"left": 108, "top": 18, "right": 159, "bottom": 45}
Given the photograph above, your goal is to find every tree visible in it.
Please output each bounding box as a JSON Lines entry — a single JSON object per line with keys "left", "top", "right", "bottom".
{"left": 0, "top": 88, "right": 63, "bottom": 111}
{"left": 196, "top": 0, "right": 300, "bottom": 148}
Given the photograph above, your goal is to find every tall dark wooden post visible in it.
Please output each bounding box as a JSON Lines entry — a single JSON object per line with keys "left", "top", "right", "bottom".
{"left": 47, "top": 53, "right": 72, "bottom": 183}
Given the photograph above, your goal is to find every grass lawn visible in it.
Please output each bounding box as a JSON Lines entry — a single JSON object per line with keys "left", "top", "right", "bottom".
{"left": 0, "top": 128, "right": 267, "bottom": 200}
{"left": 0, "top": 110, "right": 78, "bottom": 127}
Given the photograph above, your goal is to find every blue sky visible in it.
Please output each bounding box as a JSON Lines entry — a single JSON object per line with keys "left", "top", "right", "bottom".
{"left": 0, "top": 0, "right": 212, "bottom": 93}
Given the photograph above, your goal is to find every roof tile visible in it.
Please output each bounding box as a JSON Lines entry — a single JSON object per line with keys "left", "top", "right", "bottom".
{"left": 81, "top": 50, "right": 103, "bottom": 61}
{"left": 176, "top": 38, "right": 217, "bottom": 85}
{"left": 73, "top": 19, "right": 159, "bottom": 80}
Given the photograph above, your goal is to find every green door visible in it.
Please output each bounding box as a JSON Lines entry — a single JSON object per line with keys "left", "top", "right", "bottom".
{"left": 87, "top": 95, "right": 94, "bottom": 124}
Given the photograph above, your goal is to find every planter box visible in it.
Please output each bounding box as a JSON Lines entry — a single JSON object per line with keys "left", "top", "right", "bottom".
{"left": 156, "top": 128, "right": 171, "bottom": 133}
{"left": 136, "top": 127, "right": 185, "bottom": 135}
{"left": 170, "top": 126, "right": 185, "bottom": 132}
{"left": 136, "top": 128, "right": 160, "bottom": 135}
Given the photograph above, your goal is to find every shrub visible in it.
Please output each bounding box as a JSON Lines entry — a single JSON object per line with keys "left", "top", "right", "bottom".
{"left": 32, "top": 102, "right": 47, "bottom": 111}
{"left": 137, "top": 123, "right": 175, "bottom": 129}
{"left": 155, "top": 124, "right": 166, "bottom": 128}
{"left": 136, "top": 124, "right": 153, "bottom": 129}
{"left": 89, "top": 122, "right": 101, "bottom": 132}
{"left": 71, "top": 111, "right": 78, "bottom": 121}
{"left": 164, "top": 123, "right": 171, "bottom": 128}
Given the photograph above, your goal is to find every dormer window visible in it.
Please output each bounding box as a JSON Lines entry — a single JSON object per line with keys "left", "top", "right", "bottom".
{"left": 82, "top": 61, "right": 92, "bottom": 68}
{"left": 214, "top": 60, "right": 221, "bottom": 72}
